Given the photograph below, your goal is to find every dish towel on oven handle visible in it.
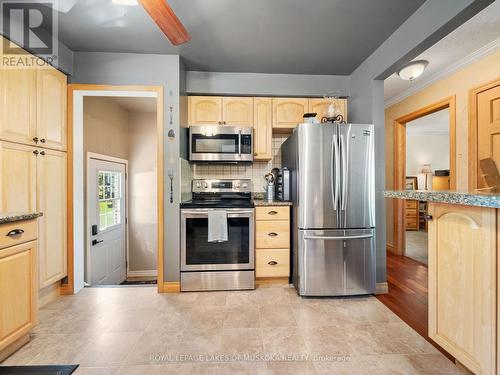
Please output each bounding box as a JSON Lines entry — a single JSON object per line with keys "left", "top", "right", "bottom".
{"left": 208, "top": 209, "right": 228, "bottom": 242}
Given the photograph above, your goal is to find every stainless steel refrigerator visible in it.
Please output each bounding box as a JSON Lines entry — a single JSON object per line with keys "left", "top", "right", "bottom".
{"left": 281, "top": 122, "right": 375, "bottom": 296}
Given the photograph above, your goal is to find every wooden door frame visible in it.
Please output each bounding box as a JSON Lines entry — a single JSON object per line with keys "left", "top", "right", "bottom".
{"left": 393, "top": 96, "right": 456, "bottom": 255}
{"left": 63, "top": 84, "right": 164, "bottom": 294}
{"left": 86, "top": 153, "right": 129, "bottom": 286}
{"left": 468, "top": 77, "right": 500, "bottom": 190}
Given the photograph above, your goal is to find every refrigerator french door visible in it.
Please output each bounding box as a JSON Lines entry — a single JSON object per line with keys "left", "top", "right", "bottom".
{"left": 282, "top": 123, "right": 376, "bottom": 296}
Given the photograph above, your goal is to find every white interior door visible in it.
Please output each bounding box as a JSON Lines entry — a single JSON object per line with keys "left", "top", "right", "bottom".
{"left": 88, "top": 158, "right": 126, "bottom": 285}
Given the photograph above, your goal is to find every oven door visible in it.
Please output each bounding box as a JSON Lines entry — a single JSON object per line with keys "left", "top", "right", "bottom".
{"left": 181, "top": 208, "right": 255, "bottom": 271}
{"left": 189, "top": 126, "right": 253, "bottom": 162}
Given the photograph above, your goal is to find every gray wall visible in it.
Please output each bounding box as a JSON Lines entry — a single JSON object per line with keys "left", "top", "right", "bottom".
{"left": 186, "top": 71, "right": 350, "bottom": 97}
{"left": 348, "top": 0, "right": 492, "bottom": 283}
{"left": 72, "top": 52, "right": 181, "bottom": 282}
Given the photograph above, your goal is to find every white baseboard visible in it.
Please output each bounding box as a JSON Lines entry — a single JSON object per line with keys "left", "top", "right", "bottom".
{"left": 375, "top": 282, "right": 389, "bottom": 295}
{"left": 127, "top": 270, "right": 157, "bottom": 277}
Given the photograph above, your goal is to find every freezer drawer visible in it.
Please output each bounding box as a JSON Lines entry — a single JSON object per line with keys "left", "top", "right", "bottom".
{"left": 295, "top": 229, "right": 375, "bottom": 296}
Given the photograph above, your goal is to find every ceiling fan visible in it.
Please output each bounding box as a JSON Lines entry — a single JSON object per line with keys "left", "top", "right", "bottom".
{"left": 137, "top": 0, "right": 191, "bottom": 46}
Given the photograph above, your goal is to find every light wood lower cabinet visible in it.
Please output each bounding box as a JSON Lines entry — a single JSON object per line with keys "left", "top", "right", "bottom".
{"left": 0, "top": 224, "right": 37, "bottom": 361}
{"left": 255, "top": 206, "right": 290, "bottom": 281}
{"left": 37, "top": 149, "right": 67, "bottom": 288}
{"left": 428, "top": 203, "right": 496, "bottom": 375}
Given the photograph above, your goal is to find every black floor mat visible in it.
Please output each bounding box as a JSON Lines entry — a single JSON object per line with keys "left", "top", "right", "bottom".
{"left": 120, "top": 279, "right": 157, "bottom": 285}
{"left": 0, "top": 365, "right": 79, "bottom": 374}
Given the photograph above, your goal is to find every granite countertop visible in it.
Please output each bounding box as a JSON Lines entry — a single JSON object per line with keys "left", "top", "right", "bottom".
{"left": 0, "top": 212, "right": 43, "bottom": 224}
{"left": 384, "top": 190, "right": 500, "bottom": 209}
{"left": 253, "top": 199, "right": 293, "bottom": 207}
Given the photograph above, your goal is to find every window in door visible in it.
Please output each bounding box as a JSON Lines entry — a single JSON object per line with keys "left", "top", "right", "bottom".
{"left": 98, "top": 170, "right": 122, "bottom": 230}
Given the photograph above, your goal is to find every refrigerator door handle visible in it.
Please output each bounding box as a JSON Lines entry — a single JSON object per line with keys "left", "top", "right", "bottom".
{"left": 340, "top": 133, "right": 348, "bottom": 211}
{"left": 332, "top": 134, "right": 340, "bottom": 210}
{"left": 303, "top": 234, "right": 373, "bottom": 241}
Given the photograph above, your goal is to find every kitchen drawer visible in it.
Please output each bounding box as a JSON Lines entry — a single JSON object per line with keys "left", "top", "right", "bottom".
{"left": 256, "top": 249, "right": 290, "bottom": 278}
{"left": 405, "top": 200, "right": 418, "bottom": 209}
{"left": 0, "top": 220, "right": 37, "bottom": 250}
{"left": 255, "top": 206, "right": 289, "bottom": 221}
{"left": 256, "top": 221, "right": 290, "bottom": 249}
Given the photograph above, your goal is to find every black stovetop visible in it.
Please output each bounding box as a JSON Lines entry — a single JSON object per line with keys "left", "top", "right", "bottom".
{"left": 180, "top": 193, "right": 254, "bottom": 209}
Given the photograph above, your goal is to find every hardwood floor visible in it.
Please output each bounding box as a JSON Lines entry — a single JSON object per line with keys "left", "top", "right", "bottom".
{"left": 377, "top": 252, "right": 454, "bottom": 361}
{"left": 376, "top": 252, "right": 428, "bottom": 337}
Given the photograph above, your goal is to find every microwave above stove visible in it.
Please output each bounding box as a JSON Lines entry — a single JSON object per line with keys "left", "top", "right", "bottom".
{"left": 189, "top": 125, "right": 253, "bottom": 163}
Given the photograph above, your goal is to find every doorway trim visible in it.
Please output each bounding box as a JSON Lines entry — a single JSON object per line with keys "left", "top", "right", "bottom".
{"left": 392, "top": 96, "right": 456, "bottom": 255}
{"left": 86, "top": 152, "right": 129, "bottom": 285}
{"left": 468, "top": 77, "right": 500, "bottom": 190}
{"left": 64, "top": 84, "right": 164, "bottom": 294}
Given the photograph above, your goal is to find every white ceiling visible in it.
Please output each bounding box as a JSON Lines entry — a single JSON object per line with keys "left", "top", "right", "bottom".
{"left": 384, "top": 0, "right": 500, "bottom": 105}
{"left": 109, "top": 97, "right": 157, "bottom": 113}
{"left": 406, "top": 108, "right": 449, "bottom": 134}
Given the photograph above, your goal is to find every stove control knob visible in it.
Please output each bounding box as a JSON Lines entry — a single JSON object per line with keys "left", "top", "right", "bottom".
{"left": 235, "top": 183, "right": 240, "bottom": 188}
{"left": 204, "top": 182, "right": 209, "bottom": 188}
{"left": 195, "top": 182, "right": 202, "bottom": 188}
{"left": 242, "top": 182, "right": 248, "bottom": 189}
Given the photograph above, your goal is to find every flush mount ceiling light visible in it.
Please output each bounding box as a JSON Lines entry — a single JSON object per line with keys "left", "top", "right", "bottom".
{"left": 397, "top": 60, "right": 429, "bottom": 81}
{"left": 112, "top": 0, "right": 138, "bottom": 6}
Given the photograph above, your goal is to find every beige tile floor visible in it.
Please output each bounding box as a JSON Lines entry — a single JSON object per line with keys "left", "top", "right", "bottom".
{"left": 1, "top": 285, "right": 465, "bottom": 374}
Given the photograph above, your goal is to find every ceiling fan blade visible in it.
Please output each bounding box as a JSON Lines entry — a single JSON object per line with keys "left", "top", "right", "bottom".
{"left": 138, "top": 0, "right": 191, "bottom": 46}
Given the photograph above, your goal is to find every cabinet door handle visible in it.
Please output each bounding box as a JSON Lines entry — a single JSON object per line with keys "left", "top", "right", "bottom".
{"left": 33, "top": 150, "right": 39, "bottom": 155}
{"left": 254, "top": 152, "right": 258, "bottom": 156}
{"left": 218, "top": 121, "right": 222, "bottom": 125}
{"left": 33, "top": 137, "right": 39, "bottom": 143}
{"left": 40, "top": 151, "right": 46, "bottom": 156}
{"left": 268, "top": 261, "right": 278, "bottom": 266}
{"left": 6, "top": 229, "right": 24, "bottom": 237}
{"left": 92, "top": 239, "right": 104, "bottom": 246}
{"left": 268, "top": 232, "right": 278, "bottom": 237}
{"left": 425, "top": 214, "right": 433, "bottom": 221}
{"left": 268, "top": 210, "right": 278, "bottom": 215}
{"left": 40, "top": 138, "right": 46, "bottom": 143}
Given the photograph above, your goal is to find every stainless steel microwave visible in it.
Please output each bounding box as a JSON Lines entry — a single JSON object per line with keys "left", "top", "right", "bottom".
{"left": 189, "top": 125, "right": 253, "bottom": 162}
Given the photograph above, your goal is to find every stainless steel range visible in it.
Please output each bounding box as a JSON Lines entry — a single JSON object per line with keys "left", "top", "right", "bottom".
{"left": 180, "top": 179, "right": 255, "bottom": 292}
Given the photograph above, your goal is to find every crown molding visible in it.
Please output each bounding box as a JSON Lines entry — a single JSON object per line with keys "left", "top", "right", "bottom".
{"left": 385, "top": 37, "right": 500, "bottom": 108}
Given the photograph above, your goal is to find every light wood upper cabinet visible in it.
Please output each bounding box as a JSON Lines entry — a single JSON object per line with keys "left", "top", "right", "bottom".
{"left": 272, "top": 98, "right": 309, "bottom": 129}
{"left": 0, "top": 240, "right": 37, "bottom": 354}
{"left": 222, "top": 97, "right": 253, "bottom": 127}
{"left": 37, "top": 149, "right": 67, "bottom": 289}
{"left": 0, "top": 142, "right": 36, "bottom": 213}
{"left": 37, "top": 68, "right": 67, "bottom": 151}
{"left": 428, "top": 203, "right": 496, "bottom": 375}
{"left": 0, "top": 69, "right": 37, "bottom": 145}
{"left": 188, "top": 96, "right": 222, "bottom": 125}
{"left": 253, "top": 98, "right": 272, "bottom": 160}
{"left": 308, "top": 98, "right": 348, "bottom": 122}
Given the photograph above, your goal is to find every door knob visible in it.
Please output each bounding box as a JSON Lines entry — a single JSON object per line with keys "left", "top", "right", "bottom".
{"left": 424, "top": 214, "right": 433, "bottom": 221}
{"left": 40, "top": 138, "right": 46, "bottom": 143}
{"left": 33, "top": 137, "right": 39, "bottom": 143}
{"left": 92, "top": 239, "right": 103, "bottom": 246}
{"left": 33, "top": 150, "right": 39, "bottom": 155}
{"left": 39, "top": 151, "right": 45, "bottom": 156}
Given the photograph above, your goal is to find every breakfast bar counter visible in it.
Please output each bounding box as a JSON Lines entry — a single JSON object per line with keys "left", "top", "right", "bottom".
{"left": 384, "top": 189, "right": 500, "bottom": 208}
{"left": 384, "top": 189, "right": 499, "bottom": 374}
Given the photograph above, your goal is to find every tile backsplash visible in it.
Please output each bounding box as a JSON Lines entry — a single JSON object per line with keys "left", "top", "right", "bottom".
{"left": 193, "top": 135, "right": 289, "bottom": 192}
